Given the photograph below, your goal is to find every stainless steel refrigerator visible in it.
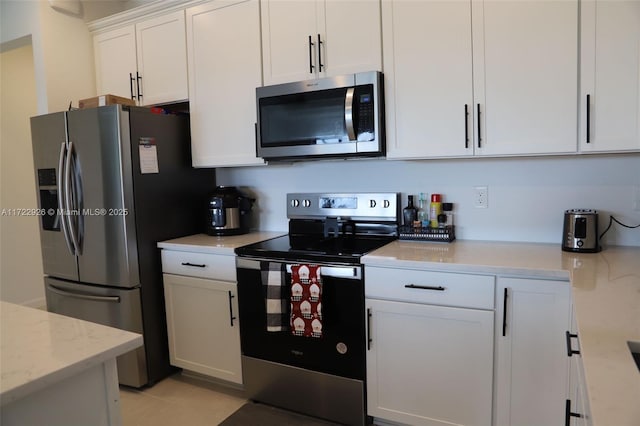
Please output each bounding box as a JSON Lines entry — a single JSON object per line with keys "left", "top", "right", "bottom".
{"left": 30, "top": 105, "right": 215, "bottom": 387}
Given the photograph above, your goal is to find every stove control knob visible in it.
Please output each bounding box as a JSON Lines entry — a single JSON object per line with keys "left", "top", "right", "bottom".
{"left": 291, "top": 199, "right": 300, "bottom": 208}
{"left": 303, "top": 199, "right": 311, "bottom": 207}
{"left": 370, "top": 200, "right": 377, "bottom": 208}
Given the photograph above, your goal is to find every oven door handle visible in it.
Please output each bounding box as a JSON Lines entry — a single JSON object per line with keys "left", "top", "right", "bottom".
{"left": 286, "top": 264, "right": 361, "bottom": 280}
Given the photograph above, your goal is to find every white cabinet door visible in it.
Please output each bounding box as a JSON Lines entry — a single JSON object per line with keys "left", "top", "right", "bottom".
{"left": 94, "top": 25, "right": 137, "bottom": 101}
{"left": 495, "top": 278, "right": 571, "bottom": 426}
{"left": 261, "top": 0, "right": 382, "bottom": 85}
{"left": 580, "top": 0, "right": 640, "bottom": 152}
{"left": 382, "top": 0, "right": 474, "bottom": 159}
{"left": 135, "top": 11, "right": 188, "bottom": 106}
{"left": 567, "top": 305, "right": 591, "bottom": 426}
{"left": 473, "top": 0, "right": 578, "bottom": 156}
{"left": 322, "top": 0, "right": 382, "bottom": 78}
{"left": 163, "top": 273, "right": 242, "bottom": 384}
{"left": 187, "top": 0, "right": 265, "bottom": 167}
{"left": 261, "top": 0, "right": 319, "bottom": 85}
{"left": 366, "top": 298, "right": 494, "bottom": 426}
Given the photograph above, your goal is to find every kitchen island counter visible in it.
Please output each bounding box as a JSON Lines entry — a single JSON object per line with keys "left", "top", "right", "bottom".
{"left": 0, "top": 301, "right": 143, "bottom": 425}
{"left": 362, "top": 240, "right": 640, "bottom": 426}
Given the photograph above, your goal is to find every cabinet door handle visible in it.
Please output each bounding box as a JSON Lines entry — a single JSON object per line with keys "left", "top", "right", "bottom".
{"left": 317, "top": 34, "right": 324, "bottom": 72}
{"left": 477, "top": 103, "right": 482, "bottom": 148}
{"left": 586, "top": 94, "right": 591, "bottom": 144}
{"left": 565, "top": 399, "right": 582, "bottom": 426}
{"left": 464, "top": 104, "right": 469, "bottom": 149}
{"left": 181, "top": 262, "right": 206, "bottom": 268}
{"left": 308, "top": 35, "right": 315, "bottom": 74}
{"left": 404, "top": 284, "right": 445, "bottom": 291}
{"left": 136, "top": 72, "right": 143, "bottom": 100}
{"left": 367, "top": 308, "right": 372, "bottom": 350}
{"left": 129, "top": 73, "right": 136, "bottom": 100}
{"left": 565, "top": 331, "right": 581, "bottom": 356}
{"left": 502, "top": 287, "right": 508, "bottom": 337}
{"left": 228, "top": 291, "right": 236, "bottom": 327}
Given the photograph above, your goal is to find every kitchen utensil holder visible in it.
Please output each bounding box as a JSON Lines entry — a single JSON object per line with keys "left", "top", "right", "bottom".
{"left": 398, "top": 225, "right": 456, "bottom": 242}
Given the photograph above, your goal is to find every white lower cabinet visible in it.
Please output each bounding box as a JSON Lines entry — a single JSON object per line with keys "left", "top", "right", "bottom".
{"left": 161, "top": 251, "right": 242, "bottom": 384}
{"left": 567, "top": 305, "right": 592, "bottom": 426}
{"left": 494, "top": 277, "right": 571, "bottom": 426}
{"left": 365, "top": 267, "right": 495, "bottom": 426}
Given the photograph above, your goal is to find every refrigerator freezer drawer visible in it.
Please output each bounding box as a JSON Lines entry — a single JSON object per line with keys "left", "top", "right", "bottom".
{"left": 44, "top": 277, "right": 148, "bottom": 387}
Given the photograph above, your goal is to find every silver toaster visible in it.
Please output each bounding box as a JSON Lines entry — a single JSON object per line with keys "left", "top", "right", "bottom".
{"left": 562, "top": 209, "right": 601, "bottom": 253}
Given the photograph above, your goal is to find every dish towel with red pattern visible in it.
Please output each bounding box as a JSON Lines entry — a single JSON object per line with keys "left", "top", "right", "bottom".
{"left": 290, "top": 264, "right": 323, "bottom": 338}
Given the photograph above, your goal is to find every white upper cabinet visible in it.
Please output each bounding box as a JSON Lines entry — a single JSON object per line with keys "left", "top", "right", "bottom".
{"left": 384, "top": 0, "right": 579, "bottom": 159}
{"left": 580, "top": 0, "right": 640, "bottom": 152}
{"left": 186, "top": 0, "right": 265, "bottom": 168}
{"left": 382, "top": 0, "right": 474, "bottom": 158}
{"left": 93, "top": 25, "right": 138, "bottom": 101}
{"left": 93, "top": 10, "right": 188, "bottom": 106}
{"left": 261, "top": 0, "right": 382, "bottom": 85}
{"left": 474, "top": 0, "right": 578, "bottom": 156}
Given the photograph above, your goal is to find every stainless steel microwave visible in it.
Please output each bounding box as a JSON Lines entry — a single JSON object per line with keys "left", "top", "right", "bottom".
{"left": 256, "top": 71, "right": 384, "bottom": 161}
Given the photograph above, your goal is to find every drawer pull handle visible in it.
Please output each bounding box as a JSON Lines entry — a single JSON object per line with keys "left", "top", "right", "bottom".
{"left": 367, "top": 308, "right": 373, "bottom": 350}
{"left": 565, "top": 399, "right": 582, "bottom": 426}
{"left": 181, "top": 262, "right": 206, "bottom": 268}
{"left": 404, "top": 284, "right": 445, "bottom": 291}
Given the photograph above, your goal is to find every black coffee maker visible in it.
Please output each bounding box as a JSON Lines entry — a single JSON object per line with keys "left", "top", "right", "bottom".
{"left": 207, "top": 186, "right": 254, "bottom": 236}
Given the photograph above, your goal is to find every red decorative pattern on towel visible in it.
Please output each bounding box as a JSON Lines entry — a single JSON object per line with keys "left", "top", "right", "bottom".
{"left": 290, "top": 264, "right": 322, "bottom": 338}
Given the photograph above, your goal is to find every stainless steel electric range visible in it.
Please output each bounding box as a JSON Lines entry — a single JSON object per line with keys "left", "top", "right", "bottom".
{"left": 234, "top": 193, "right": 399, "bottom": 426}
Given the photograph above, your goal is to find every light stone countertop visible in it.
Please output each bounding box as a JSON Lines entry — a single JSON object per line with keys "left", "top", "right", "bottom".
{"left": 362, "top": 240, "right": 640, "bottom": 426}
{"left": 157, "top": 232, "right": 285, "bottom": 255}
{"left": 0, "top": 301, "right": 143, "bottom": 406}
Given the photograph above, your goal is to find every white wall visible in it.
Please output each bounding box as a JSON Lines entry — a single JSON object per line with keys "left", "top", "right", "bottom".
{"left": 0, "top": 0, "right": 96, "bottom": 305}
{"left": 0, "top": 42, "right": 45, "bottom": 307}
{"left": 217, "top": 154, "right": 640, "bottom": 247}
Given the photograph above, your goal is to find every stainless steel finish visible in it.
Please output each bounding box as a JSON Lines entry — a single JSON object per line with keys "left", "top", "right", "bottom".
{"left": 57, "top": 142, "right": 74, "bottom": 254}
{"left": 45, "top": 277, "right": 148, "bottom": 387}
{"left": 256, "top": 71, "right": 383, "bottom": 160}
{"left": 562, "top": 209, "right": 600, "bottom": 253}
{"left": 48, "top": 284, "right": 121, "bottom": 302}
{"left": 211, "top": 208, "right": 241, "bottom": 230}
{"left": 242, "top": 355, "right": 366, "bottom": 426}
{"left": 64, "top": 141, "right": 81, "bottom": 255}
{"left": 287, "top": 192, "right": 399, "bottom": 221}
{"left": 345, "top": 87, "right": 356, "bottom": 140}
{"left": 66, "top": 107, "right": 140, "bottom": 288}
{"left": 31, "top": 112, "right": 78, "bottom": 281}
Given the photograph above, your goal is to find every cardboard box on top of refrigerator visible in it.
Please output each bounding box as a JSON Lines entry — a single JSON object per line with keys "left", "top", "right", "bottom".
{"left": 78, "top": 94, "right": 136, "bottom": 109}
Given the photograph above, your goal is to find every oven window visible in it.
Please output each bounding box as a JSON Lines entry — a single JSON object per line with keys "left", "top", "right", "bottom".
{"left": 259, "top": 87, "right": 350, "bottom": 147}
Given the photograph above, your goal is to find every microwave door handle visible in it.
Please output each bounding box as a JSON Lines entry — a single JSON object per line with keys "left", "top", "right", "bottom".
{"left": 345, "top": 88, "right": 356, "bottom": 141}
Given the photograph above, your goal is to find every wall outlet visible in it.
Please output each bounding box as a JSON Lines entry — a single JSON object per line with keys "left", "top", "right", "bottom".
{"left": 474, "top": 186, "right": 488, "bottom": 208}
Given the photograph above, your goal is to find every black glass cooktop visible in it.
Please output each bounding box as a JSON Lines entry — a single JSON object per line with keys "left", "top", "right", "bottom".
{"left": 235, "top": 234, "right": 396, "bottom": 265}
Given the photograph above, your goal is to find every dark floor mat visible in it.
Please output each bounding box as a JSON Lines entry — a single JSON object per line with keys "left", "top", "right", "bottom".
{"left": 219, "top": 402, "right": 341, "bottom": 426}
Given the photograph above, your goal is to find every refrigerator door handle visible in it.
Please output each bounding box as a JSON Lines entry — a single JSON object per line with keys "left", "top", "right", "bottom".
{"left": 64, "top": 141, "right": 80, "bottom": 255}
{"left": 48, "top": 284, "right": 121, "bottom": 303}
{"left": 57, "top": 142, "right": 74, "bottom": 254}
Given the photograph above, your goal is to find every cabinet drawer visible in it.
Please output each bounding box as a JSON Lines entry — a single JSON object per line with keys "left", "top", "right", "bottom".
{"left": 161, "top": 250, "right": 235, "bottom": 281}
{"left": 366, "top": 266, "right": 495, "bottom": 309}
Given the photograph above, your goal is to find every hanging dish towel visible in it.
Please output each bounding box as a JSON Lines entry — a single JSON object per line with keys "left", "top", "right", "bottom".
{"left": 261, "top": 262, "right": 288, "bottom": 332}
{"left": 290, "top": 264, "right": 323, "bottom": 338}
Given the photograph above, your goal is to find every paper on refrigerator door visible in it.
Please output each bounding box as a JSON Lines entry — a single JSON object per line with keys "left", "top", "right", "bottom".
{"left": 139, "top": 137, "right": 158, "bottom": 174}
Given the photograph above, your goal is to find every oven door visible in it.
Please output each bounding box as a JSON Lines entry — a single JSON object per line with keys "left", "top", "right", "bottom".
{"left": 236, "top": 257, "right": 365, "bottom": 380}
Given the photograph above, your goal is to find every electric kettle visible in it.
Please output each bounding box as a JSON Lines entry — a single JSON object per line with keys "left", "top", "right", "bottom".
{"left": 207, "top": 186, "right": 254, "bottom": 236}
{"left": 562, "top": 209, "right": 601, "bottom": 253}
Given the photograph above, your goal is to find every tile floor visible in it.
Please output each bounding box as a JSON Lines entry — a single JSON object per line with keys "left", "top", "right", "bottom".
{"left": 119, "top": 373, "right": 246, "bottom": 426}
